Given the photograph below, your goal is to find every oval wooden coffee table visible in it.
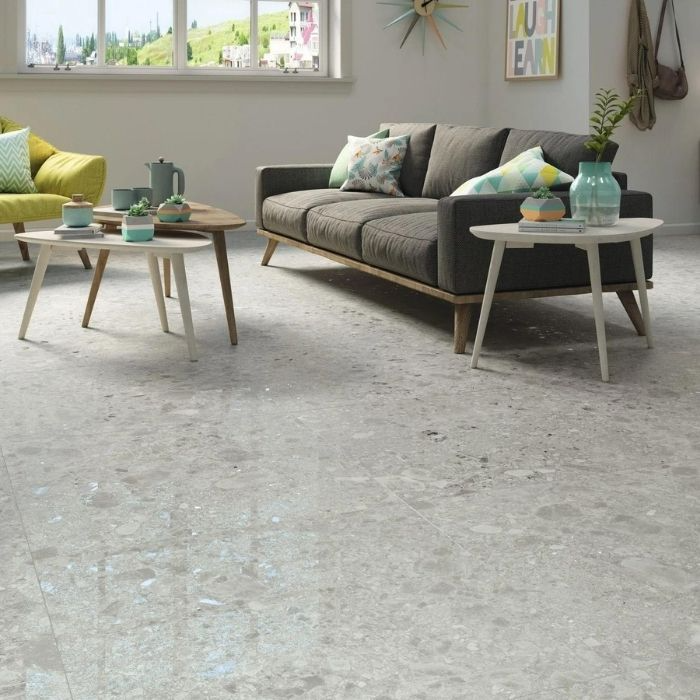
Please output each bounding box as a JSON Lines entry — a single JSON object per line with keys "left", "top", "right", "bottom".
{"left": 15, "top": 231, "right": 212, "bottom": 361}
{"left": 93, "top": 202, "right": 246, "bottom": 345}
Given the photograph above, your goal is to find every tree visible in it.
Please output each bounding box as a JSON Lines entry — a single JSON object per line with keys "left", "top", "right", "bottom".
{"left": 218, "top": 49, "right": 223, "bottom": 65}
{"left": 167, "top": 26, "right": 173, "bottom": 35}
{"left": 57, "top": 25, "right": 65, "bottom": 64}
{"left": 186, "top": 42, "right": 193, "bottom": 61}
{"left": 191, "top": 19, "right": 197, "bottom": 29}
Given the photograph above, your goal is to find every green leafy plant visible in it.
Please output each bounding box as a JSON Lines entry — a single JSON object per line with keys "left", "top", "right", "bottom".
{"left": 585, "top": 88, "right": 639, "bottom": 162}
{"left": 531, "top": 186, "right": 555, "bottom": 199}
{"left": 165, "top": 194, "right": 187, "bottom": 205}
{"left": 127, "top": 197, "right": 151, "bottom": 216}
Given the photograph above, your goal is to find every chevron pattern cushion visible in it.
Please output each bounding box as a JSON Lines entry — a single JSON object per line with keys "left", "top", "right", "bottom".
{"left": 450, "top": 146, "right": 573, "bottom": 196}
{"left": 0, "top": 127, "right": 37, "bottom": 194}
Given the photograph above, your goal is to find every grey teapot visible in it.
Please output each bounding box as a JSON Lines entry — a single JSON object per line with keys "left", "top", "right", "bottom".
{"left": 145, "top": 158, "right": 185, "bottom": 206}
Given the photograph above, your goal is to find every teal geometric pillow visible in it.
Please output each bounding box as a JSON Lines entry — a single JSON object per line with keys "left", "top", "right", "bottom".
{"left": 340, "top": 134, "right": 410, "bottom": 197}
{"left": 450, "top": 146, "right": 573, "bottom": 196}
{"left": 0, "top": 127, "right": 37, "bottom": 194}
{"left": 329, "top": 128, "right": 390, "bottom": 188}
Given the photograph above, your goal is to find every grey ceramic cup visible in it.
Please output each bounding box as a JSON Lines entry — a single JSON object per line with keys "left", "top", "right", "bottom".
{"left": 132, "top": 187, "right": 153, "bottom": 205}
{"left": 112, "top": 188, "right": 137, "bottom": 210}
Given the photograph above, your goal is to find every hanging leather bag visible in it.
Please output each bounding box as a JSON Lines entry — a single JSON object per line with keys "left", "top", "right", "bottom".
{"left": 654, "top": 0, "right": 688, "bottom": 100}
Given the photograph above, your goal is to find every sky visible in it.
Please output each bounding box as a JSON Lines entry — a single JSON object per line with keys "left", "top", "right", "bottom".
{"left": 26, "top": 1, "right": 290, "bottom": 42}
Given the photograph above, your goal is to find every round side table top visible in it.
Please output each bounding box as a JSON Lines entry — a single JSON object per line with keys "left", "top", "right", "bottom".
{"left": 470, "top": 217, "right": 664, "bottom": 246}
{"left": 15, "top": 230, "right": 212, "bottom": 254}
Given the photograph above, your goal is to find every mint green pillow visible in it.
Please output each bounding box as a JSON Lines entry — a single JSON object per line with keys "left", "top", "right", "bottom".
{"left": 329, "top": 128, "right": 390, "bottom": 188}
{"left": 0, "top": 127, "right": 37, "bottom": 194}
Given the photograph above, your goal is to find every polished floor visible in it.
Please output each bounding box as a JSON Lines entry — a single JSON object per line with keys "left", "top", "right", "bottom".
{"left": 0, "top": 231, "right": 698, "bottom": 699}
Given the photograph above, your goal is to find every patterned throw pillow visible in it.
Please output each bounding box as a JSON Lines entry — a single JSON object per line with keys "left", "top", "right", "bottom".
{"left": 329, "top": 129, "right": 390, "bottom": 188}
{"left": 340, "top": 134, "right": 410, "bottom": 197}
{"left": 0, "top": 127, "right": 38, "bottom": 194}
{"left": 450, "top": 146, "right": 573, "bottom": 196}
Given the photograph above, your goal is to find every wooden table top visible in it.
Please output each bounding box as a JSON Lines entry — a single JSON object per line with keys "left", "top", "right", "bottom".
{"left": 16, "top": 230, "right": 212, "bottom": 253}
{"left": 93, "top": 202, "right": 246, "bottom": 232}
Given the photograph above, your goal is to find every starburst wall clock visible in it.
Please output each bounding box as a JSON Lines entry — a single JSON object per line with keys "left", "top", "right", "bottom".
{"left": 379, "top": 0, "right": 469, "bottom": 50}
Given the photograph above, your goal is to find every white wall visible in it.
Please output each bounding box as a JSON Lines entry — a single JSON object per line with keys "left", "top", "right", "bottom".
{"left": 589, "top": 0, "right": 700, "bottom": 233}
{"left": 1, "top": 0, "right": 698, "bottom": 232}
{"left": 0, "top": 0, "right": 487, "bottom": 229}
{"left": 484, "top": 0, "right": 699, "bottom": 233}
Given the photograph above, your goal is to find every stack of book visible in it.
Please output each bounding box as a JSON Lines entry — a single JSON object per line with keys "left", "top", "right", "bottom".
{"left": 518, "top": 218, "right": 586, "bottom": 232}
{"left": 53, "top": 224, "right": 104, "bottom": 239}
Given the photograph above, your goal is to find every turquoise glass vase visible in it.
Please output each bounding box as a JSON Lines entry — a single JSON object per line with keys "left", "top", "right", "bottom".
{"left": 570, "top": 161, "right": 621, "bottom": 226}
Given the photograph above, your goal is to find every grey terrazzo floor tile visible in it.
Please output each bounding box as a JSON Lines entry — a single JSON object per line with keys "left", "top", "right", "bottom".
{"left": 0, "top": 231, "right": 699, "bottom": 698}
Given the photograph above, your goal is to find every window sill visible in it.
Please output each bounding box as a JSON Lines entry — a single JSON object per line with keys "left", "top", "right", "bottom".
{"left": 1, "top": 70, "right": 353, "bottom": 84}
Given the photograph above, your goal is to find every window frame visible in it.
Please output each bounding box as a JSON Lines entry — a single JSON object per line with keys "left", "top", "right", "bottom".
{"left": 18, "top": 0, "right": 332, "bottom": 78}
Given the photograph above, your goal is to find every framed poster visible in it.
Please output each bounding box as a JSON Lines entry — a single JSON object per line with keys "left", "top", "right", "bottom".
{"left": 505, "top": 0, "right": 560, "bottom": 80}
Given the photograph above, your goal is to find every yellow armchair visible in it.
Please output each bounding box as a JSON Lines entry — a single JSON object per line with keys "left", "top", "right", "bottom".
{"left": 0, "top": 116, "right": 106, "bottom": 268}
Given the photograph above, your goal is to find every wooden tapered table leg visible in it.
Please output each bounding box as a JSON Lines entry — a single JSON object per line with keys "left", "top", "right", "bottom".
{"left": 19, "top": 244, "right": 52, "bottom": 339}
{"left": 630, "top": 238, "right": 653, "bottom": 349}
{"left": 211, "top": 230, "right": 238, "bottom": 345}
{"left": 163, "top": 257, "right": 171, "bottom": 298}
{"left": 470, "top": 241, "right": 505, "bottom": 369}
{"left": 261, "top": 239, "right": 278, "bottom": 266}
{"left": 147, "top": 253, "right": 169, "bottom": 332}
{"left": 77, "top": 248, "right": 92, "bottom": 269}
{"left": 585, "top": 243, "right": 609, "bottom": 383}
{"left": 13, "top": 223, "right": 30, "bottom": 261}
{"left": 170, "top": 253, "right": 198, "bottom": 361}
{"left": 82, "top": 249, "right": 110, "bottom": 328}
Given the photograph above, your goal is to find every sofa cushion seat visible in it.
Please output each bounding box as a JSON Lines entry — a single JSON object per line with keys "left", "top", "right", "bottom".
{"left": 362, "top": 212, "right": 438, "bottom": 286}
{"left": 307, "top": 198, "right": 439, "bottom": 260}
{"left": 262, "top": 189, "right": 389, "bottom": 242}
{"left": 0, "top": 192, "right": 69, "bottom": 223}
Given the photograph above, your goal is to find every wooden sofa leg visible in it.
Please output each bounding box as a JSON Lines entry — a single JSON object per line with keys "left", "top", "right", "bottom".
{"left": 453, "top": 303, "right": 475, "bottom": 354}
{"left": 12, "top": 223, "right": 30, "bottom": 261}
{"left": 617, "top": 290, "right": 645, "bottom": 336}
{"left": 77, "top": 248, "right": 92, "bottom": 270}
{"left": 261, "top": 239, "right": 278, "bottom": 266}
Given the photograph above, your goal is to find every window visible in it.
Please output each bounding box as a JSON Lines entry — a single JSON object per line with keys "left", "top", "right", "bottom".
{"left": 23, "top": 0, "right": 328, "bottom": 76}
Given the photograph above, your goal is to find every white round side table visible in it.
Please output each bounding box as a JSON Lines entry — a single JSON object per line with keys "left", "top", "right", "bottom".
{"left": 469, "top": 217, "right": 663, "bottom": 382}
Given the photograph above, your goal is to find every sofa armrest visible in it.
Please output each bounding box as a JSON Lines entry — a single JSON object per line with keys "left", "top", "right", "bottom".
{"left": 256, "top": 164, "right": 332, "bottom": 228}
{"left": 34, "top": 151, "right": 107, "bottom": 205}
{"left": 613, "top": 171, "right": 627, "bottom": 189}
{"left": 437, "top": 190, "right": 653, "bottom": 294}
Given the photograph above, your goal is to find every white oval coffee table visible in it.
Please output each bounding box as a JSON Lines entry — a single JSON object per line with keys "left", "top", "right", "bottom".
{"left": 469, "top": 217, "right": 663, "bottom": 382}
{"left": 15, "top": 231, "right": 212, "bottom": 361}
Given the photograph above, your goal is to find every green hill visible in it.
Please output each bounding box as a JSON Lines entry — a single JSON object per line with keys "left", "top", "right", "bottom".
{"left": 136, "top": 11, "right": 289, "bottom": 67}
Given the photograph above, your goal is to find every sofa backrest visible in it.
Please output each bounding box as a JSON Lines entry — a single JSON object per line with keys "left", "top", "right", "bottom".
{"left": 0, "top": 116, "right": 57, "bottom": 177}
{"left": 377, "top": 122, "right": 621, "bottom": 199}
{"left": 380, "top": 122, "right": 437, "bottom": 198}
{"left": 499, "top": 128, "right": 618, "bottom": 178}
{"left": 422, "top": 124, "right": 510, "bottom": 199}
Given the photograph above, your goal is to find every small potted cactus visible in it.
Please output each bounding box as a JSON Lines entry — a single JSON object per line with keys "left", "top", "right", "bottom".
{"left": 519, "top": 186, "right": 566, "bottom": 222}
{"left": 122, "top": 197, "right": 155, "bottom": 241}
{"left": 157, "top": 193, "right": 192, "bottom": 223}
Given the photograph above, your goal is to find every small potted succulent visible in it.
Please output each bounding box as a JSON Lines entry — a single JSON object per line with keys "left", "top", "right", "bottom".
{"left": 122, "top": 197, "right": 155, "bottom": 241}
{"left": 157, "top": 193, "right": 192, "bottom": 223}
{"left": 519, "top": 186, "right": 566, "bottom": 222}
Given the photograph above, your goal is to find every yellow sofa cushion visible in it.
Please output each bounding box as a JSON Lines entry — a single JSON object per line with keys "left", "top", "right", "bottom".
{"left": 0, "top": 193, "right": 68, "bottom": 223}
{"left": 0, "top": 116, "right": 57, "bottom": 177}
{"left": 35, "top": 151, "right": 106, "bottom": 204}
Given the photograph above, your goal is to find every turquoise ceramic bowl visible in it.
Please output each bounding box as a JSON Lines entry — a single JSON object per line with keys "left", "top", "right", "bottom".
{"left": 62, "top": 205, "right": 93, "bottom": 227}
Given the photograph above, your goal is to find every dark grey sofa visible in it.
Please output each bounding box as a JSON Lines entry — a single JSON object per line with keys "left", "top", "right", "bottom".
{"left": 256, "top": 122, "right": 653, "bottom": 352}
